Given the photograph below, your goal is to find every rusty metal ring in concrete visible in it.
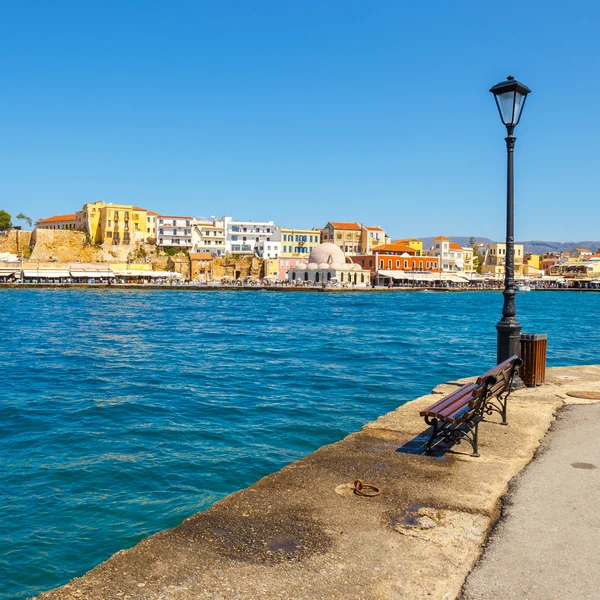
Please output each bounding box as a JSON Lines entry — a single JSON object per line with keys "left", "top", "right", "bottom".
{"left": 353, "top": 479, "right": 381, "bottom": 497}
{"left": 566, "top": 391, "right": 600, "bottom": 400}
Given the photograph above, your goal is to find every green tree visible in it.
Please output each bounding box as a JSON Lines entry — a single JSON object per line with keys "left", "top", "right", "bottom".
{"left": 16, "top": 213, "right": 33, "bottom": 228}
{"left": 0, "top": 210, "right": 12, "bottom": 232}
{"left": 469, "top": 236, "right": 482, "bottom": 274}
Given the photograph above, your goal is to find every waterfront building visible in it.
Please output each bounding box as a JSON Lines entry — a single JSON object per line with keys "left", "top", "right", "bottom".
{"left": 225, "top": 219, "right": 281, "bottom": 258}
{"left": 35, "top": 214, "right": 78, "bottom": 231}
{"left": 280, "top": 228, "right": 321, "bottom": 257}
{"left": 192, "top": 217, "right": 227, "bottom": 256}
{"left": 549, "top": 260, "right": 600, "bottom": 279}
{"left": 570, "top": 248, "right": 593, "bottom": 260}
{"left": 525, "top": 254, "right": 541, "bottom": 270}
{"left": 287, "top": 242, "right": 370, "bottom": 287}
{"left": 351, "top": 243, "right": 439, "bottom": 276}
{"left": 541, "top": 257, "right": 560, "bottom": 276}
{"left": 461, "top": 246, "right": 475, "bottom": 274}
{"left": 264, "top": 257, "right": 305, "bottom": 280}
{"left": 146, "top": 211, "right": 158, "bottom": 242}
{"left": 76, "top": 201, "right": 152, "bottom": 245}
{"left": 430, "top": 237, "right": 467, "bottom": 272}
{"left": 481, "top": 242, "right": 524, "bottom": 276}
{"left": 156, "top": 215, "right": 194, "bottom": 249}
{"left": 190, "top": 252, "right": 214, "bottom": 281}
{"left": 395, "top": 238, "right": 423, "bottom": 256}
{"left": 360, "top": 226, "right": 389, "bottom": 254}
{"left": 321, "top": 222, "right": 362, "bottom": 255}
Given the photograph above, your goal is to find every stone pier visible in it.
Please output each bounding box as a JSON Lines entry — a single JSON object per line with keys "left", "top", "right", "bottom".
{"left": 35, "top": 365, "right": 600, "bottom": 600}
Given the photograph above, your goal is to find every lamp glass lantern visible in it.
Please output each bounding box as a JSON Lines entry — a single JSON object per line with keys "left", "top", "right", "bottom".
{"left": 489, "top": 76, "right": 531, "bottom": 129}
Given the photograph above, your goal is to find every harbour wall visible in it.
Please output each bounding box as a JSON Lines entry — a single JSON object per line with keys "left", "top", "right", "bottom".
{"left": 35, "top": 364, "right": 600, "bottom": 600}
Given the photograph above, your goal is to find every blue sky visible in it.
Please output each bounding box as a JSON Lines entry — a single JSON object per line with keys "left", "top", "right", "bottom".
{"left": 1, "top": 1, "right": 598, "bottom": 241}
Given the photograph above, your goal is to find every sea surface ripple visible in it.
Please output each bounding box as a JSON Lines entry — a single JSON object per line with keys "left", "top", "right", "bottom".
{"left": 1, "top": 289, "right": 598, "bottom": 598}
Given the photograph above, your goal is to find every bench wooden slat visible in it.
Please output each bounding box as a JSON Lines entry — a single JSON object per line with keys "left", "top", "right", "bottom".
{"left": 476, "top": 355, "right": 519, "bottom": 385}
{"left": 420, "top": 383, "right": 477, "bottom": 417}
{"left": 440, "top": 386, "right": 488, "bottom": 423}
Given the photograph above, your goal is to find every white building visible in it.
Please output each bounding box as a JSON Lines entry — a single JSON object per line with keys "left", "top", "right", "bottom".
{"left": 192, "top": 217, "right": 227, "bottom": 256}
{"left": 287, "top": 242, "right": 371, "bottom": 287}
{"left": 156, "top": 215, "right": 194, "bottom": 249}
{"left": 430, "top": 236, "right": 467, "bottom": 272}
{"left": 226, "top": 219, "right": 281, "bottom": 258}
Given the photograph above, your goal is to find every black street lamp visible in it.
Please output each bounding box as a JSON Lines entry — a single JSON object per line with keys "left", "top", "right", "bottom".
{"left": 489, "top": 75, "right": 531, "bottom": 366}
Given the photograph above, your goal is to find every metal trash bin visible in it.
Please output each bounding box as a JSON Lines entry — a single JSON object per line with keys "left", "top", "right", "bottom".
{"left": 520, "top": 333, "right": 548, "bottom": 387}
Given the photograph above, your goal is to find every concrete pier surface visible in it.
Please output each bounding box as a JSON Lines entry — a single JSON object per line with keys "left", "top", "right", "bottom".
{"left": 35, "top": 365, "right": 600, "bottom": 600}
{"left": 461, "top": 402, "right": 600, "bottom": 600}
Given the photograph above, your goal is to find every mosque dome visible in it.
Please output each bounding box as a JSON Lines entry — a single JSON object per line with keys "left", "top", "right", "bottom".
{"left": 318, "top": 262, "right": 331, "bottom": 269}
{"left": 308, "top": 243, "right": 347, "bottom": 266}
{"left": 351, "top": 263, "right": 361, "bottom": 271}
{"left": 296, "top": 263, "right": 307, "bottom": 270}
{"left": 307, "top": 263, "right": 319, "bottom": 270}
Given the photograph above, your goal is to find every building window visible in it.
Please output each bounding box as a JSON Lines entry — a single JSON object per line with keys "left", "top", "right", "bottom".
{"left": 108, "top": 220, "right": 112, "bottom": 227}
{"left": 327, "top": 272, "right": 331, "bottom": 281}
{"left": 388, "top": 260, "right": 392, "bottom": 268}
{"left": 316, "top": 272, "right": 320, "bottom": 283}
{"left": 361, "top": 274, "right": 364, "bottom": 283}
{"left": 404, "top": 260, "right": 409, "bottom": 268}
{"left": 396, "top": 260, "right": 400, "bottom": 268}
{"left": 107, "top": 231, "right": 112, "bottom": 238}
{"left": 380, "top": 260, "right": 384, "bottom": 268}
{"left": 304, "top": 272, "right": 308, "bottom": 281}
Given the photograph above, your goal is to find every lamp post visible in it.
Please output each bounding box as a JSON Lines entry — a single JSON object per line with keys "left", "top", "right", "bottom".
{"left": 489, "top": 75, "right": 531, "bottom": 366}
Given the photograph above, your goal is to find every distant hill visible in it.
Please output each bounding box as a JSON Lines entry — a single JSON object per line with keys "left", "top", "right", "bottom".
{"left": 419, "top": 237, "right": 600, "bottom": 255}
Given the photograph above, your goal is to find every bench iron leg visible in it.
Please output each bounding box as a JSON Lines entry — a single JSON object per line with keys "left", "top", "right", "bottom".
{"left": 424, "top": 417, "right": 439, "bottom": 454}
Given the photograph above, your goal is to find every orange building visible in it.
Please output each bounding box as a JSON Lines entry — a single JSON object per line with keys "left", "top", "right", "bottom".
{"left": 351, "top": 243, "right": 439, "bottom": 275}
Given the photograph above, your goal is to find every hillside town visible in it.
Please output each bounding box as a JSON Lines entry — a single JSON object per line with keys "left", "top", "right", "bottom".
{"left": 0, "top": 202, "right": 599, "bottom": 288}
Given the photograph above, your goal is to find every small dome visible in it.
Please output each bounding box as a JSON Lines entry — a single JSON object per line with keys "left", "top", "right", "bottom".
{"left": 329, "top": 262, "right": 344, "bottom": 270}
{"left": 307, "top": 263, "right": 319, "bottom": 270}
{"left": 318, "top": 262, "right": 330, "bottom": 269}
{"left": 351, "top": 264, "right": 361, "bottom": 271}
{"left": 296, "top": 263, "right": 307, "bottom": 270}
{"left": 308, "top": 243, "right": 347, "bottom": 266}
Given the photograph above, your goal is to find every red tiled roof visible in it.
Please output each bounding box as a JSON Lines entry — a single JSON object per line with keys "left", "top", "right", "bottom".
{"left": 449, "top": 242, "right": 463, "bottom": 250}
{"left": 396, "top": 238, "right": 421, "bottom": 243}
{"left": 372, "top": 243, "right": 416, "bottom": 254}
{"left": 36, "top": 213, "right": 77, "bottom": 223}
{"left": 146, "top": 211, "right": 159, "bottom": 216}
{"left": 131, "top": 206, "right": 148, "bottom": 212}
{"left": 365, "top": 226, "right": 384, "bottom": 232}
{"left": 574, "top": 248, "right": 591, "bottom": 252}
{"left": 433, "top": 236, "right": 449, "bottom": 241}
{"left": 328, "top": 222, "right": 361, "bottom": 230}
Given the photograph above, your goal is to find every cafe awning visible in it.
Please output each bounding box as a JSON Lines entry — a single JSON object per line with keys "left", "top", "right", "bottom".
{"left": 23, "top": 269, "right": 71, "bottom": 278}
{"left": 70, "top": 268, "right": 114, "bottom": 278}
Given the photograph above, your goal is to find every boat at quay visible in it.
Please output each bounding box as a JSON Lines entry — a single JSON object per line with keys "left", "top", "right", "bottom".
{"left": 2, "top": 290, "right": 599, "bottom": 599}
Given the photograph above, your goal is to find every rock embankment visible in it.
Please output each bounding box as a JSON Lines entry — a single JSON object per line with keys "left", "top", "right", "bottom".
{"left": 35, "top": 365, "right": 600, "bottom": 600}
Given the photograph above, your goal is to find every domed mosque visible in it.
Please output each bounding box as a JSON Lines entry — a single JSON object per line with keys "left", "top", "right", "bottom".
{"left": 286, "top": 242, "right": 371, "bottom": 287}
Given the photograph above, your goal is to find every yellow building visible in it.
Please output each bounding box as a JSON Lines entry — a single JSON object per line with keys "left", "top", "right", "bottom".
{"left": 525, "top": 254, "right": 541, "bottom": 270}
{"left": 395, "top": 238, "right": 423, "bottom": 256}
{"left": 280, "top": 227, "right": 321, "bottom": 257}
{"left": 76, "top": 201, "right": 151, "bottom": 245}
{"left": 481, "top": 243, "right": 525, "bottom": 276}
{"left": 361, "top": 226, "right": 389, "bottom": 254}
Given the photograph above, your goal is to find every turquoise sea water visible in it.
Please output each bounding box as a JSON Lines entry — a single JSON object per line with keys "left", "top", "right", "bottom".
{"left": 2, "top": 289, "right": 599, "bottom": 599}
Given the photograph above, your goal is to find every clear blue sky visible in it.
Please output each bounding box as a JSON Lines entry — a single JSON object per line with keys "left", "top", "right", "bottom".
{"left": 1, "top": 1, "right": 598, "bottom": 241}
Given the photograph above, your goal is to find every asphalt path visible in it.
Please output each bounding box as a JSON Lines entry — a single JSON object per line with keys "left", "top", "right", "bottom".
{"left": 461, "top": 403, "right": 600, "bottom": 600}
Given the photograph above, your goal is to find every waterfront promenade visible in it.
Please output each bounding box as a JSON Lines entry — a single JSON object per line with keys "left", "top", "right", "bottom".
{"left": 35, "top": 364, "right": 600, "bottom": 600}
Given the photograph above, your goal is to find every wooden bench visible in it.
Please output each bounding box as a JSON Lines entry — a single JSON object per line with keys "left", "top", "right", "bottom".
{"left": 420, "top": 355, "right": 523, "bottom": 457}
{"left": 476, "top": 355, "right": 523, "bottom": 426}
